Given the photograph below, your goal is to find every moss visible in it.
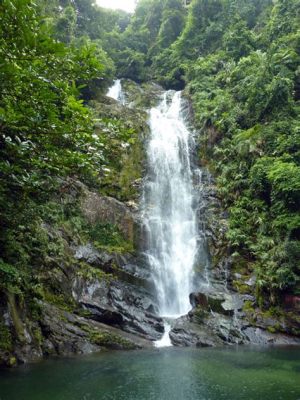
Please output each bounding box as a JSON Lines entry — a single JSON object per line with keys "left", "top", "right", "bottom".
{"left": 91, "top": 87, "right": 149, "bottom": 202}
{"left": 0, "top": 323, "right": 13, "bottom": 352}
{"left": 88, "top": 223, "right": 134, "bottom": 254}
{"left": 122, "top": 80, "right": 162, "bottom": 109}
{"left": 7, "top": 356, "right": 17, "bottom": 368}
{"left": 41, "top": 290, "right": 76, "bottom": 313}
{"left": 231, "top": 258, "right": 251, "bottom": 276}
{"left": 77, "top": 262, "right": 113, "bottom": 282}
{"left": 75, "top": 309, "right": 93, "bottom": 318}
{"left": 192, "top": 306, "right": 209, "bottom": 324}
{"left": 206, "top": 297, "right": 228, "bottom": 314}
{"left": 267, "top": 326, "right": 277, "bottom": 334}
{"left": 242, "top": 301, "right": 257, "bottom": 325}
{"left": 89, "top": 330, "right": 136, "bottom": 350}
{"left": 260, "top": 307, "right": 284, "bottom": 319}
{"left": 94, "top": 243, "right": 134, "bottom": 254}
{"left": 7, "top": 293, "right": 25, "bottom": 343}
{"left": 242, "top": 300, "right": 255, "bottom": 313}
{"left": 286, "top": 310, "right": 300, "bottom": 335}
{"left": 32, "top": 326, "right": 43, "bottom": 346}
{"left": 266, "top": 322, "right": 282, "bottom": 334}
{"left": 232, "top": 280, "right": 251, "bottom": 294}
{"left": 118, "top": 140, "right": 144, "bottom": 201}
{"left": 27, "top": 297, "right": 43, "bottom": 320}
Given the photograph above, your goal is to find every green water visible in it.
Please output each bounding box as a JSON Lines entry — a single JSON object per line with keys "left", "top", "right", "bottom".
{"left": 0, "top": 347, "right": 299, "bottom": 400}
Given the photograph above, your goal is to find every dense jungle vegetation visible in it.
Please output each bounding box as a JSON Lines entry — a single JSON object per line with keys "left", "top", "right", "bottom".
{"left": 0, "top": 0, "right": 299, "bottom": 315}
{"left": 107, "top": 0, "right": 300, "bottom": 305}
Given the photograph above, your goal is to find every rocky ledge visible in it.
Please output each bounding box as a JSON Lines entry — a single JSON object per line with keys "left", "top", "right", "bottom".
{"left": 169, "top": 287, "right": 300, "bottom": 347}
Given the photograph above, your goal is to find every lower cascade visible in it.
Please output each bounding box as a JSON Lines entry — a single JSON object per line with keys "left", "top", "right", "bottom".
{"left": 107, "top": 79, "right": 125, "bottom": 105}
{"left": 142, "top": 91, "right": 198, "bottom": 346}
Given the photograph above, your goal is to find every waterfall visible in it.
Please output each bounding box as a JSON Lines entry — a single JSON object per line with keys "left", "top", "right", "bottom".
{"left": 107, "top": 79, "right": 125, "bottom": 104}
{"left": 106, "top": 81, "right": 200, "bottom": 346}
{"left": 142, "top": 91, "right": 198, "bottom": 318}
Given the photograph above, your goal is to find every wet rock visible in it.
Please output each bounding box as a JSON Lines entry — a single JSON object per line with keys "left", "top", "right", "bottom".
{"left": 122, "top": 79, "right": 163, "bottom": 109}
{"left": 242, "top": 327, "right": 300, "bottom": 345}
{"left": 187, "top": 287, "right": 299, "bottom": 346}
{"left": 121, "top": 262, "right": 152, "bottom": 281}
{"left": 13, "top": 345, "right": 43, "bottom": 365}
{"left": 73, "top": 243, "right": 153, "bottom": 290}
{"left": 74, "top": 244, "right": 113, "bottom": 267}
{"left": 234, "top": 273, "right": 242, "bottom": 280}
{"left": 222, "top": 294, "right": 245, "bottom": 313}
{"left": 39, "top": 301, "right": 152, "bottom": 355}
{"left": 189, "top": 290, "right": 246, "bottom": 316}
{"left": 72, "top": 277, "right": 163, "bottom": 341}
{"left": 205, "top": 313, "right": 245, "bottom": 344}
{"left": 245, "top": 275, "right": 256, "bottom": 287}
{"left": 169, "top": 315, "right": 222, "bottom": 347}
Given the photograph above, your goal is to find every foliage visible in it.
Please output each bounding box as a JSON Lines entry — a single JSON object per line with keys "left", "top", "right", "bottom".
{"left": 110, "top": 0, "right": 300, "bottom": 303}
{"left": 0, "top": 0, "right": 134, "bottom": 302}
{"left": 0, "top": 261, "right": 23, "bottom": 295}
{"left": 178, "top": 0, "right": 300, "bottom": 303}
{"left": 0, "top": 323, "right": 12, "bottom": 352}
{"left": 110, "top": 0, "right": 186, "bottom": 82}
{"left": 88, "top": 223, "right": 134, "bottom": 253}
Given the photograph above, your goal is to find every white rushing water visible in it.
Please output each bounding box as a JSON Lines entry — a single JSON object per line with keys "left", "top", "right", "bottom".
{"left": 106, "top": 81, "right": 199, "bottom": 347}
{"left": 106, "top": 79, "right": 125, "bottom": 104}
{"left": 142, "top": 91, "right": 198, "bottom": 319}
{"left": 155, "top": 322, "right": 172, "bottom": 348}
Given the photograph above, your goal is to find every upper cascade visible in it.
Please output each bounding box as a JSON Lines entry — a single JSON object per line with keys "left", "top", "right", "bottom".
{"left": 106, "top": 79, "right": 125, "bottom": 105}
{"left": 142, "top": 91, "right": 198, "bottom": 317}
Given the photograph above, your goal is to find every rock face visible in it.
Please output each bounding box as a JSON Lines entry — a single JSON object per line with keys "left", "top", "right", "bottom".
{"left": 0, "top": 239, "right": 161, "bottom": 367}
{"left": 82, "top": 194, "right": 139, "bottom": 246}
{"left": 0, "top": 180, "right": 163, "bottom": 367}
{"left": 121, "top": 80, "right": 163, "bottom": 109}
{"left": 169, "top": 287, "right": 300, "bottom": 347}
{"left": 0, "top": 248, "right": 160, "bottom": 368}
{"left": 74, "top": 243, "right": 154, "bottom": 290}
{"left": 0, "top": 81, "right": 163, "bottom": 367}
{"left": 189, "top": 291, "right": 246, "bottom": 317}
{"left": 39, "top": 302, "right": 153, "bottom": 355}
{"left": 73, "top": 274, "right": 163, "bottom": 341}
{"left": 169, "top": 315, "right": 223, "bottom": 347}
{"left": 73, "top": 187, "right": 164, "bottom": 341}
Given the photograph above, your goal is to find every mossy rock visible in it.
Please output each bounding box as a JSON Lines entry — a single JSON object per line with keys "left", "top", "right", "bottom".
{"left": 190, "top": 292, "right": 228, "bottom": 315}
{"left": 89, "top": 330, "right": 136, "bottom": 350}
{"left": 192, "top": 306, "right": 209, "bottom": 324}
{"left": 0, "top": 322, "right": 13, "bottom": 352}
{"left": 122, "top": 79, "right": 163, "bottom": 109}
{"left": 81, "top": 194, "right": 139, "bottom": 250}
{"left": 7, "top": 356, "right": 17, "bottom": 368}
{"left": 38, "top": 289, "right": 77, "bottom": 313}
{"left": 76, "top": 263, "right": 113, "bottom": 282}
{"left": 232, "top": 280, "right": 252, "bottom": 294}
{"left": 242, "top": 300, "right": 255, "bottom": 313}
